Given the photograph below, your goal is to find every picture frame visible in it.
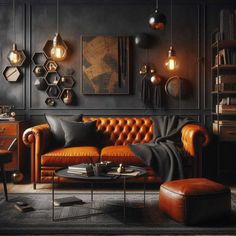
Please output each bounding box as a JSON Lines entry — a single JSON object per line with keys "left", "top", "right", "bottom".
{"left": 81, "top": 35, "right": 130, "bottom": 95}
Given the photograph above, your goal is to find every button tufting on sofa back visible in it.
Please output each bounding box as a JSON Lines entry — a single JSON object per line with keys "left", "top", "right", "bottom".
{"left": 83, "top": 117, "right": 153, "bottom": 146}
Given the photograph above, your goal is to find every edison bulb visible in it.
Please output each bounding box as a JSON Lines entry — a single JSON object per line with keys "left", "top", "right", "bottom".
{"left": 165, "top": 46, "right": 178, "bottom": 71}
{"left": 165, "top": 57, "right": 178, "bottom": 70}
{"left": 50, "top": 33, "right": 67, "bottom": 61}
{"left": 8, "top": 44, "right": 22, "bottom": 65}
{"left": 51, "top": 46, "right": 66, "bottom": 60}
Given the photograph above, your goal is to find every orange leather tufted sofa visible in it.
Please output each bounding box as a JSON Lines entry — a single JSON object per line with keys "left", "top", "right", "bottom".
{"left": 23, "top": 117, "right": 209, "bottom": 188}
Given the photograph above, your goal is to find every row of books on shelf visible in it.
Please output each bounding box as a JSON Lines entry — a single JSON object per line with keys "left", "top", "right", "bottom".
{"left": 216, "top": 104, "right": 236, "bottom": 114}
{"left": 218, "top": 9, "right": 236, "bottom": 41}
{"left": 213, "top": 120, "right": 236, "bottom": 135}
{"left": 215, "top": 49, "right": 236, "bottom": 66}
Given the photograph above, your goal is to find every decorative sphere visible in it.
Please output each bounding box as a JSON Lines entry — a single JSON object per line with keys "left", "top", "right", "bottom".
{"left": 134, "top": 33, "right": 153, "bottom": 49}
{"left": 12, "top": 171, "right": 24, "bottom": 184}
{"left": 150, "top": 74, "right": 161, "bottom": 85}
{"left": 149, "top": 9, "right": 166, "bottom": 30}
{"left": 34, "top": 66, "right": 45, "bottom": 76}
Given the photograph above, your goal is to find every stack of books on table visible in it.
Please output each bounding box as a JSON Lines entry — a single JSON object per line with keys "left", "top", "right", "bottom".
{"left": 67, "top": 163, "right": 94, "bottom": 176}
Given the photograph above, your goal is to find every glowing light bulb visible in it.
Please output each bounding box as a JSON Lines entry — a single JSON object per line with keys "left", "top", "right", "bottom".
{"left": 50, "top": 33, "right": 67, "bottom": 61}
{"left": 8, "top": 44, "right": 22, "bottom": 65}
{"left": 165, "top": 46, "right": 178, "bottom": 71}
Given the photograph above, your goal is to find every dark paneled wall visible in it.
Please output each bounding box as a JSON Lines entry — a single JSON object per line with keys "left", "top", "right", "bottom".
{"left": 0, "top": 0, "right": 236, "bottom": 177}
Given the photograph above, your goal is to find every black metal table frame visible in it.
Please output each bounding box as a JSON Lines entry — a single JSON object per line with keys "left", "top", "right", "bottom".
{"left": 52, "top": 172, "right": 146, "bottom": 222}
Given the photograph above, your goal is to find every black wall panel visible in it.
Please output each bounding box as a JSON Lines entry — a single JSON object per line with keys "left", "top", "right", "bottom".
{"left": 0, "top": 0, "right": 236, "bottom": 176}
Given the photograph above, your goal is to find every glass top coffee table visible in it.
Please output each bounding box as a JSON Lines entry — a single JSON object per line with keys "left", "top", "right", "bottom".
{"left": 52, "top": 165, "right": 147, "bottom": 221}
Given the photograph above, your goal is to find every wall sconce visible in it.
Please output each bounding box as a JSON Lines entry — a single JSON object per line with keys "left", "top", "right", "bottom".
{"left": 149, "top": 0, "right": 166, "bottom": 30}
{"left": 50, "top": 0, "right": 68, "bottom": 61}
{"left": 165, "top": 0, "right": 178, "bottom": 71}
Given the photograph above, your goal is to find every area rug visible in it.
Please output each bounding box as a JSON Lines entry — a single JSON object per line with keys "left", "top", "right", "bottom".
{"left": 0, "top": 191, "right": 236, "bottom": 235}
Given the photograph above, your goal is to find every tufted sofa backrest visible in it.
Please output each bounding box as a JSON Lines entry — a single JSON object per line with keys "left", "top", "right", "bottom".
{"left": 83, "top": 117, "right": 153, "bottom": 146}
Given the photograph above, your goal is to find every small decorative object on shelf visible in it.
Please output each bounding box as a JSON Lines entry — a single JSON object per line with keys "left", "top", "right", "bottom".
{"left": 45, "top": 71, "right": 60, "bottom": 85}
{"left": 3, "top": 66, "right": 21, "bottom": 82}
{"left": 61, "top": 89, "right": 73, "bottom": 105}
{"left": 33, "top": 65, "right": 47, "bottom": 77}
{"left": 59, "top": 76, "right": 75, "bottom": 88}
{"left": 44, "top": 60, "right": 58, "bottom": 72}
{"left": 45, "top": 97, "right": 56, "bottom": 106}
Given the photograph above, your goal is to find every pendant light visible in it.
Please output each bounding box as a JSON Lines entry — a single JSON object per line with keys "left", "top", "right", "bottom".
{"left": 50, "top": 0, "right": 67, "bottom": 61}
{"left": 8, "top": 0, "right": 24, "bottom": 66}
{"left": 149, "top": 0, "right": 166, "bottom": 30}
{"left": 165, "top": 0, "right": 178, "bottom": 71}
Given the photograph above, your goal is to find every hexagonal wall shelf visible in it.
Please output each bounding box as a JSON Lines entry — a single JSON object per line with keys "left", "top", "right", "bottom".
{"left": 43, "top": 40, "right": 53, "bottom": 59}
{"left": 45, "top": 97, "right": 56, "bottom": 106}
{"left": 7, "top": 50, "right": 26, "bottom": 67}
{"left": 44, "top": 60, "right": 58, "bottom": 72}
{"left": 33, "top": 65, "right": 47, "bottom": 77}
{"left": 3, "top": 66, "right": 21, "bottom": 82}
{"left": 46, "top": 85, "right": 61, "bottom": 98}
{"left": 45, "top": 71, "right": 60, "bottom": 85}
{"left": 59, "top": 75, "right": 75, "bottom": 89}
{"left": 32, "top": 52, "right": 47, "bottom": 65}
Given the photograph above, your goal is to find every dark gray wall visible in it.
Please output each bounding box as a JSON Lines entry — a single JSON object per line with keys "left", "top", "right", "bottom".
{"left": 0, "top": 0, "right": 236, "bottom": 177}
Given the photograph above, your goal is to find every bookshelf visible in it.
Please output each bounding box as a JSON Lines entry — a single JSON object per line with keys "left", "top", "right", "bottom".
{"left": 211, "top": 30, "right": 236, "bottom": 178}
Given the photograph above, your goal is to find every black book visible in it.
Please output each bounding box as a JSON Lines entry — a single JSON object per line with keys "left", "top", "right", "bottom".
{"left": 53, "top": 196, "right": 84, "bottom": 206}
{"left": 14, "top": 203, "right": 34, "bottom": 212}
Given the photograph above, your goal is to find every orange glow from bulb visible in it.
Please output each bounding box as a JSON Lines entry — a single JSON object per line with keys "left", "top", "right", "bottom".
{"left": 9, "top": 50, "right": 21, "bottom": 64}
{"left": 165, "top": 56, "right": 178, "bottom": 71}
{"left": 51, "top": 46, "right": 66, "bottom": 60}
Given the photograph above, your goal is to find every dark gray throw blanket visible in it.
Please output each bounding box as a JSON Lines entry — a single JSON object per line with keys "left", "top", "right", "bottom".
{"left": 128, "top": 116, "right": 193, "bottom": 182}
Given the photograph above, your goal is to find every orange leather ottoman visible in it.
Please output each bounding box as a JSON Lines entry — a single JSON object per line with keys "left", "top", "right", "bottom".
{"left": 159, "top": 178, "right": 231, "bottom": 225}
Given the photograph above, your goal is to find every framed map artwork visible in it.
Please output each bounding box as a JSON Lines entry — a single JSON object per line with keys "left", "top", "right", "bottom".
{"left": 81, "top": 36, "right": 129, "bottom": 95}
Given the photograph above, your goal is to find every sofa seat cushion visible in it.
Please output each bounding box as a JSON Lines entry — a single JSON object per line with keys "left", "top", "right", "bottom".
{"left": 101, "top": 145, "right": 144, "bottom": 166}
{"left": 41, "top": 147, "right": 100, "bottom": 167}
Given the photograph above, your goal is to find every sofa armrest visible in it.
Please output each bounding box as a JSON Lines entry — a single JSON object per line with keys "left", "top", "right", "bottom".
{"left": 181, "top": 124, "right": 209, "bottom": 157}
{"left": 23, "top": 124, "right": 52, "bottom": 183}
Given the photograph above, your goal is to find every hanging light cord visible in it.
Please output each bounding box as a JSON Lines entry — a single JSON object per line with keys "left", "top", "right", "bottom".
{"left": 13, "top": 0, "right": 15, "bottom": 43}
{"left": 57, "top": 0, "right": 59, "bottom": 33}
{"left": 170, "top": 0, "right": 173, "bottom": 46}
{"left": 156, "top": 0, "right": 158, "bottom": 9}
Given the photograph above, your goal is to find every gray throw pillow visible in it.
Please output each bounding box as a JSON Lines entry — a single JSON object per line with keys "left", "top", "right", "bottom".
{"left": 60, "top": 119, "right": 97, "bottom": 147}
{"left": 45, "top": 114, "right": 83, "bottom": 146}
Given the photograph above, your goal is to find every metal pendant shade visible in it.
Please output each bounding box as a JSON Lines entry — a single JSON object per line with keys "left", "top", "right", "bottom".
{"left": 149, "top": 0, "right": 166, "bottom": 30}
